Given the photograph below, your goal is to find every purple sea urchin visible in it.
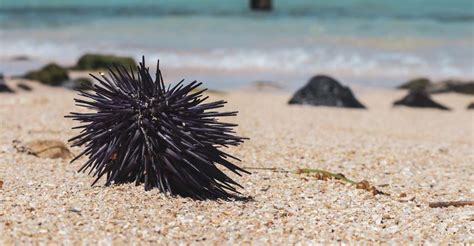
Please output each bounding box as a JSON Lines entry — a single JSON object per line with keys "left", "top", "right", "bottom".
{"left": 66, "top": 57, "right": 249, "bottom": 199}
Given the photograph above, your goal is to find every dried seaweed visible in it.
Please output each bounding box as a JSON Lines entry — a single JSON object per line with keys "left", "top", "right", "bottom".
{"left": 295, "top": 168, "right": 389, "bottom": 196}
{"left": 428, "top": 201, "right": 474, "bottom": 208}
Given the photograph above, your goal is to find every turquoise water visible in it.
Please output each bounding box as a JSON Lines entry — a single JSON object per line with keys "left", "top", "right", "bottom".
{"left": 1, "top": 0, "right": 473, "bottom": 88}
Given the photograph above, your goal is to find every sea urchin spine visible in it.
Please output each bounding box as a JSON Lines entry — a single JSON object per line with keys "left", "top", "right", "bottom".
{"left": 66, "top": 57, "right": 249, "bottom": 199}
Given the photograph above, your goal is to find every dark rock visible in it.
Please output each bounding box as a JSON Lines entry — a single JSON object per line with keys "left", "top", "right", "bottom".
{"left": 398, "top": 77, "right": 474, "bottom": 95}
{"left": 11, "top": 55, "right": 29, "bottom": 61}
{"left": 449, "top": 81, "right": 474, "bottom": 95}
{"left": 74, "top": 54, "right": 136, "bottom": 70}
{"left": 467, "top": 102, "right": 474, "bottom": 110}
{"left": 423, "top": 79, "right": 474, "bottom": 95}
{"left": 426, "top": 80, "right": 456, "bottom": 94}
{"left": 393, "top": 90, "right": 450, "bottom": 110}
{"left": 24, "top": 63, "right": 69, "bottom": 86}
{"left": 0, "top": 74, "right": 14, "bottom": 93}
{"left": 397, "top": 77, "right": 431, "bottom": 91}
{"left": 17, "top": 83, "right": 32, "bottom": 91}
{"left": 72, "top": 77, "right": 94, "bottom": 91}
{"left": 63, "top": 77, "right": 94, "bottom": 91}
{"left": 428, "top": 79, "right": 474, "bottom": 94}
{"left": 0, "top": 83, "right": 14, "bottom": 93}
{"left": 288, "top": 75, "right": 366, "bottom": 109}
{"left": 250, "top": 0, "right": 272, "bottom": 11}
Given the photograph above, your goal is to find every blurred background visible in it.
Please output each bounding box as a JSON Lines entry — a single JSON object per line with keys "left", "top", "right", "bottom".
{"left": 1, "top": 0, "right": 473, "bottom": 89}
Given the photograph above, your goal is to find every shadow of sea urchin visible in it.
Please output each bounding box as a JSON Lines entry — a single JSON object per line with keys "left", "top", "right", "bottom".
{"left": 66, "top": 57, "right": 249, "bottom": 199}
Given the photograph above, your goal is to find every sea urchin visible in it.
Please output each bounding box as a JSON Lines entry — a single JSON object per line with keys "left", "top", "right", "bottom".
{"left": 66, "top": 57, "right": 249, "bottom": 199}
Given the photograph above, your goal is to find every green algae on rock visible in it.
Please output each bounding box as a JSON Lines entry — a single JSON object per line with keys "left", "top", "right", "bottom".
{"left": 24, "top": 63, "right": 69, "bottom": 86}
{"left": 74, "top": 54, "right": 137, "bottom": 70}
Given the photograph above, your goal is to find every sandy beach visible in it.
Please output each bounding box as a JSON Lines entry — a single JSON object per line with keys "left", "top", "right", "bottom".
{"left": 0, "top": 78, "right": 472, "bottom": 244}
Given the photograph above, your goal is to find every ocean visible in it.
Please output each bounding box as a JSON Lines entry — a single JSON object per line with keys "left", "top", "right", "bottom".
{"left": 1, "top": 0, "right": 473, "bottom": 89}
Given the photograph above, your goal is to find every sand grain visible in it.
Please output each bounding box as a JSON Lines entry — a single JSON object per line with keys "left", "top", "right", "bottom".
{"left": 1, "top": 81, "right": 473, "bottom": 244}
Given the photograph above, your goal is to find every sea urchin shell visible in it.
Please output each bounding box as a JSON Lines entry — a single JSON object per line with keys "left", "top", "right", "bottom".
{"left": 66, "top": 57, "right": 249, "bottom": 199}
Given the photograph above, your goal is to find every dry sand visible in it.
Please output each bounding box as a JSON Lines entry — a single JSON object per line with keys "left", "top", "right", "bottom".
{"left": 0, "top": 79, "right": 473, "bottom": 244}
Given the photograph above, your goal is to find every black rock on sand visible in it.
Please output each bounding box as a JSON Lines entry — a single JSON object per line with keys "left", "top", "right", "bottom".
{"left": 467, "top": 102, "right": 474, "bottom": 110}
{"left": 62, "top": 77, "right": 94, "bottom": 91}
{"left": 397, "top": 77, "right": 431, "bottom": 91}
{"left": 72, "top": 78, "right": 94, "bottom": 91}
{"left": 0, "top": 74, "right": 14, "bottom": 93}
{"left": 289, "top": 75, "right": 366, "bottom": 109}
{"left": 393, "top": 90, "right": 450, "bottom": 110}
{"left": 24, "top": 63, "right": 69, "bottom": 86}
{"left": 428, "top": 80, "right": 474, "bottom": 95}
{"left": 17, "top": 83, "right": 32, "bottom": 91}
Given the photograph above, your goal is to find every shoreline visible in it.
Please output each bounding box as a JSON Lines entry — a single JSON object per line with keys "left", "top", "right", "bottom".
{"left": 2, "top": 61, "right": 474, "bottom": 92}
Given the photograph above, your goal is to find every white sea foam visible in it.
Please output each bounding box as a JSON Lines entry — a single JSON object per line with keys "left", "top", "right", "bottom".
{"left": 1, "top": 38, "right": 472, "bottom": 87}
{"left": 148, "top": 48, "right": 472, "bottom": 80}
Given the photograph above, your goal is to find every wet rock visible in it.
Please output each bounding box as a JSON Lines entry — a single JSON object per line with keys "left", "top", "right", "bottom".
{"left": 427, "top": 79, "right": 474, "bottom": 95}
{"left": 62, "top": 77, "right": 93, "bottom": 90}
{"left": 17, "top": 83, "right": 32, "bottom": 91}
{"left": 13, "top": 139, "right": 73, "bottom": 159}
{"left": 24, "top": 63, "right": 69, "bottom": 86}
{"left": 393, "top": 90, "right": 450, "bottom": 110}
{"left": 289, "top": 75, "right": 366, "bottom": 109}
{"left": 467, "top": 102, "right": 474, "bottom": 110}
{"left": 397, "top": 77, "right": 431, "bottom": 91}
{"left": 451, "top": 81, "right": 474, "bottom": 95}
{"left": 0, "top": 83, "right": 14, "bottom": 93}
{"left": 74, "top": 54, "right": 136, "bottom": 70}
{"left": 448, "top": 81, "right": 474, "bottom": 95}
{"left": 72, "top": 77, "right": 94, "bottom": 91}
{"left": 427, "top": 80, "right": 456, "bottom": 94}
{"left": 0, "top": 74, "right": 15, "bottom": 93}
